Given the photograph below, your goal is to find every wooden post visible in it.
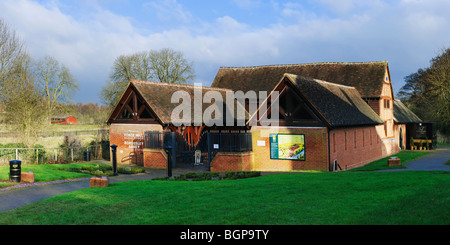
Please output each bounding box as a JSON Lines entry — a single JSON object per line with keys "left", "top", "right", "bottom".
{"left": 36, "top": 149, "right": 39, "bottom": 164}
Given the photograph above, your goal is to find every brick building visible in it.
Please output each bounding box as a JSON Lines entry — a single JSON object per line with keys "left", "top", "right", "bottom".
{"left": 51, "top": 116, "right": 77, "bottom": 125}
{"left": 107, "top": 61, "right": 423, "bottom": 172}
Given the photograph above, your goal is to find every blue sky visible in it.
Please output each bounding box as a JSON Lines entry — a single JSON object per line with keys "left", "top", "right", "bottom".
{"left": 0, "top": 0, "right": 449, "bottom": 104}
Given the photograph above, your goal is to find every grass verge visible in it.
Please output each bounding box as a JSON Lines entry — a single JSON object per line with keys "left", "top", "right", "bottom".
{"left": 0, "top": 163, "right": 110, "bottom": 188}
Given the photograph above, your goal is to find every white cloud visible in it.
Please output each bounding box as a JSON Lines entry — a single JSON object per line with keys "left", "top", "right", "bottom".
{"left": 144, "top": 0, "right": 194, "bottom": 25}
{"left": 0, "top": 0, "right": 448, "bottom": 102}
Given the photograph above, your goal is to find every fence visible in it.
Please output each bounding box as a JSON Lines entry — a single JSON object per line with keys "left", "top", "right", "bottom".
{"left": 208, "top": 133, "right": 253, "bottom": 153}
{"left": 0, "top": 129, "right": 109, "bottom": 138}
{"left": 0, "top": 144, "right": 107, "bottom": 165}
{"left": 144, "top": 131, "right": 253, "bottom": 153}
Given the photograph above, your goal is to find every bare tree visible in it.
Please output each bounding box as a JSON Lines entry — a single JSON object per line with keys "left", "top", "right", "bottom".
{"left": 34, "top": 56, "right": 79, "bottom": 121}
{"left": 149, "top": 48, "right": 195, "bottom": 84}
{"left": 1, "top": 54, "right": 47, "bottom": 145}
{"left": 100, "top": 48, "right": 195, "bottom": 107}
{"left": 0, "top": 18, "right": 27, "bottom": 93}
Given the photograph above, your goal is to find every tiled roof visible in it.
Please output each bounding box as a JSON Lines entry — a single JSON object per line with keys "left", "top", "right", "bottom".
{"left": 212, "top": 61, "right": 388, "bottom": 98}
{"left": 393, "top": 99, "right": 422, "bottom": 123}
{"left": 283, "top": 74, "right": 384, "bottom": 127}
{"left": 131, "top": 80, "right": 247, "bottom": 125}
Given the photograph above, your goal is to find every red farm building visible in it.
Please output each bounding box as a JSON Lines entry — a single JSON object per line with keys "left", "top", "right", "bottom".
{"left": 51, "top": 116, "right": 77, "bottom": 125}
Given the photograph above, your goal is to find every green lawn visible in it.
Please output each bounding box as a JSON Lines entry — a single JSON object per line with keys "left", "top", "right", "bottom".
{"left": 0, "top": 171, "right": 448, "bottom": 225}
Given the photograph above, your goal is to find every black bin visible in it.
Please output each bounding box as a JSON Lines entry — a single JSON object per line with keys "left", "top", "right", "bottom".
{"left": 10, "top": 160, "right": 21, "bottom": 183}
{"left": 84, "top": 151, "right": 91, "bottom": 161}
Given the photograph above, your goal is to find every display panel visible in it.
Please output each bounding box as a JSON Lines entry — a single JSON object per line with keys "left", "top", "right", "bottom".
{"left": 270, "top": 134, "right": 305, "bottom": 160}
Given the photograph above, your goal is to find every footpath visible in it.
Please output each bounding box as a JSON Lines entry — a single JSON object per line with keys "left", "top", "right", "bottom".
{"left": 0, "top": 168, "right": 190, "bottom": 212}
{"left": 1, "top": 145, "right": 449, "bottom": 212}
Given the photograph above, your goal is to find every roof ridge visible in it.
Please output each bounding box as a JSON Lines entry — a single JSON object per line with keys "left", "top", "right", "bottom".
{"left": 285, "top": 73, "right": 357, "bottom": 89}
{"left": 131, "top": 79, "right": 232, "bottom": 91}
{"left": 219, "top": 61, "right": 388, "bottom": 69}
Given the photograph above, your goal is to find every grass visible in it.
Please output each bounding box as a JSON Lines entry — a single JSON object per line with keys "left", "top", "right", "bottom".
{"left": 0, "top": 163, "right": 109, "bottom": 188}
{"left": 0, "top": 171, "right": 448, "bottom": 225}
{"left": 350, "top": 150, "right": 430, "bottom": 171}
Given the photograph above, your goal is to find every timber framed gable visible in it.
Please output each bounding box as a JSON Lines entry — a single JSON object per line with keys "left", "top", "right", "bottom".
{"left": 107, "top": 84, "right": 161, "bottom": 125}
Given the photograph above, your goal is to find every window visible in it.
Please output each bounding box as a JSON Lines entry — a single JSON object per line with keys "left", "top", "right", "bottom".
{"left": 384, "top": 99, "right": 391, "bottom": 109}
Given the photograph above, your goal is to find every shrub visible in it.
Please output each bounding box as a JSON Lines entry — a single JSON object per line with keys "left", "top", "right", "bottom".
{"left": 154, "top": 171, "right": 261, "bottom": 181}
{"left": 117, "top": 167, "right": 146, "bottom": 174}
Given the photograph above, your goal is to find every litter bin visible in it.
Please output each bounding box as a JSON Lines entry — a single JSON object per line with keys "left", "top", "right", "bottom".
{"left": 10, "top": 160, "right": 21, "bottom": 183}
{"left": 84, "top": 151, "right": 91, "bottom": 161}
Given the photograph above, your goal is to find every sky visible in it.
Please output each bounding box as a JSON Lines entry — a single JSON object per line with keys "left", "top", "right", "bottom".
{"left": 0, "top": 0, "right": 448, "bottom": 104}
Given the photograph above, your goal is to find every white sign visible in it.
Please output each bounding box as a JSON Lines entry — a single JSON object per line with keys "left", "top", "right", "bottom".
{"left": 257, "top": 140, "right": 266, "bottom": 146}
{"left": 213, "top": 144, "right": 219, "bottom": 149}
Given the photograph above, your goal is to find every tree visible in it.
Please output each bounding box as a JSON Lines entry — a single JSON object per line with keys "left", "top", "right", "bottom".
{"left": 0, "top": 19, "right": 45, "bottom": 144}
{"left": 34, "top": 56, "right": 79, "bottom": 121}
{"left": 100, "top": 48, "right": 195, "bottom": 107}
{"left": 1, "top": 54, "right": 47, "bottom": 145}
{"left": 0, "top": 18, "right": 27, "bottom": 94}
{"left": 399, "top": 47, "right": 450, "bottom": 137}
{"left": 149, "top": 48, "right": 195, "bottom": 84}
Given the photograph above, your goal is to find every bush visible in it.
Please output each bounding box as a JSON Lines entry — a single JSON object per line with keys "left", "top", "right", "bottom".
{"left": 225, "top": 171, "right": 261, "bottom": 180}
{"left": 117, "top": 167, "right": 146, "bottom": 174}
{"left": 154, "top": 171, "right": 261, "bottom": 181}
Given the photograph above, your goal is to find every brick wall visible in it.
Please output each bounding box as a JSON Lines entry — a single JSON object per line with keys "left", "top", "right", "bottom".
{"left": 210, "top": 152, "right": 254, "bottom": 172}
{"left": 251, "top": 126, "right": 329, "bottom": 171}
{"left": 329, "top": 126, "right": 383, "bottom": 170}
{"left": 143, "top": 149, "right": 167, "bottom": 168}
{"left": 109, "top": 123, "right": 163, "bottom": 164}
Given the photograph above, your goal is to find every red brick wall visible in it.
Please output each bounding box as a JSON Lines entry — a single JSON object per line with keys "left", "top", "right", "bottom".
{"left": 210, "top": 152, "right": 254, "bottom": 172}
{"left": 143, "top": 149, "right": 167, "bottom": 168}
{"left": 109, "top": 123, "right": 163, "bottom": 164}
{"left": 251, "top": 127, "right": 329, "bottom": 171}
{"left": 329, "top": 126, "right": 383, "bottom": 170}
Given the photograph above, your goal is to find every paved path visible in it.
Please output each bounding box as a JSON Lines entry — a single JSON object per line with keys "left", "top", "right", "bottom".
{"left": 0, "top": 168, "right": 191, "bottom": 212}
{"left": 1, "top": 146, "right": 449, "bottom": 212}
{"left": 384, "top": 145, "right": 450, "bottom": 172}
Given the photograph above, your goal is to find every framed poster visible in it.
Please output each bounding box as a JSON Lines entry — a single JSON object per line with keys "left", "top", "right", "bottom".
{"left": 270, "top": 134, "right": 305, "bottom": 160}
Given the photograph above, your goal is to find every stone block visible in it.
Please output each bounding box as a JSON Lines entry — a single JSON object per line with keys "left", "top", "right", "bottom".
{"left": 388, "top": 158, "right": 401, "bottom": 167}
{"left": 21, "top": 172, "right": 35, "bottom": 183}
{"left": 90, "top": 177, "right": 109, "bottom": 187}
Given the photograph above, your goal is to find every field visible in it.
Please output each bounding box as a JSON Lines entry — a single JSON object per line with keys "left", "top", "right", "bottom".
{"left": 0, "top": 124, "right": 108, "bottom": 148}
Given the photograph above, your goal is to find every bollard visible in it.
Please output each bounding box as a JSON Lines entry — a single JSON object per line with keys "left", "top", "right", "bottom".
{"left": 84, "top": 150, "right": 91, "bottom": 161}
{"left": 165, "top": 145, "right": 172, "bottom": 178}
{"left": 111, "top": 144, "right": 118, "bottom": 176}
{"left": 9, "top": 160, "right": 21, "bottom": 183}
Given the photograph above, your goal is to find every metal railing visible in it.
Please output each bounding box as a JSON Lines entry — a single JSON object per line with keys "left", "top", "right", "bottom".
{"left": 144, "top": 131, "right": 253, "bottom": 153}
{"left": 0, "top": 144, "right": 106, "bottom": 165}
